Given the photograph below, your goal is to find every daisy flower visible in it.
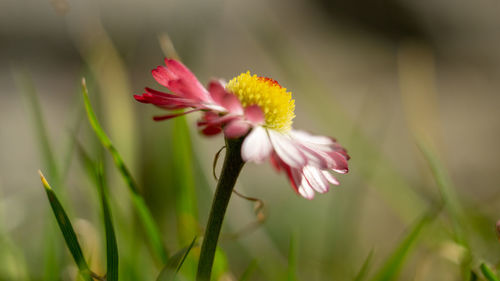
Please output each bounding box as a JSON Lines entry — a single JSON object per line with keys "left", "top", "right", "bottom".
{"left": 135, "top": 58, "right": 350, "bottom": 199}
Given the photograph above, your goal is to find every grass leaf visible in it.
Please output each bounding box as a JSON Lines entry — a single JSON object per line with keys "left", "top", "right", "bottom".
{"left": 370, "top": 212, "right": 434, "bottom": 281}
{"left": 353, "top": 249, "right": 374, "bottom": 281}
{"left": 81, "top": 77, "right": 168, "bottom": 264}
{"left": 96, "top": 164, "right": 119, "bottom": 281}
{"left": 172, "top": 117, "right": 199, "bottom": 244}
{"left": 38, "top": 171, "right": 92, "bottom": 281}
{"left": 480, "top": 263, "right": 500, "bottom": 281}
{"left": 15, "top": 70, "right": 59, "bottom": 182}
{"left": 417, "top": 140, "right": 468, "bottom": 246}
{"left": 156, "top": 237, "right": 197, "bottom": 281}
{"left": 287, "top": 233, "right": 298, "bottom": 281}
{"left": 14, "top": 68, "right": 62, "bottom": 281}
{"left": 468, "top": 270, "right": 479, "bottom": 281}
{"left": 239, "top": 259, "right": 258, "bottom": 281}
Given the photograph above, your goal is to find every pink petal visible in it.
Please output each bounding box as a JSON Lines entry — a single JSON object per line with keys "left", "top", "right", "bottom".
{"left": 207, "top": 80, "right": 227, "bottom": 105}
{"left": 167, "top": 79, "right": 208, "bottom": 101}
{"left": 134, "top": 88, "right": 197, "bottom": 109}
{"left": 152, "top": 59, "right": 211, "bottom": 102}
{"left": 328, "top": 151, "right": 349, "bottom": 174}
{"left": 201, "top": 125, "right": 222, "bottom": 136}
{"left": 221, "top": 94, "right": 243, "bottom": 114}
{"left": 244, "top": 105, "right": 265, "bottom": 125}
{"left": 290, "top": 129, "right": 350, "bottom": 173}
{"left": 333, "top": 145, "right": 350, "bottom": 160}
{"left": 283, "top": 164, "right": 302, "bottom": 194}
{"left": 269, "top": 153, "right": 282, "bottom": 172}
{"left": 224, "top": 120, "right": 250, "bottom": 139}
{"left": 295, "top": 145, "right": 330, "bottom": 169}
{"left": 153, "top": 108, "right": 200, "bottom": 121}
{"left": 165, "top": 59, "right": 202, "bottom": 88}
{"left": 241, "top": 126, "right": 273, "bottom": 163}
{"left": 268, "top": 130, "right": 306, "bottom": 169}
{"left": 197, "top": 114, "right": 239, "bottom": 128}
{"left": 152, "top": 65, "right": 177, "bottom": 88}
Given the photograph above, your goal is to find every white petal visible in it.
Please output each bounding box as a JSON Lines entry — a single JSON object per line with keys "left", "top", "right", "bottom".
{"left": 268, "top": 130, "right": 306, "bottom": 168}
{"left": 298, "top": 178, "right": 315, "bottom": 199}
{"left": 322, "top": 170, "right": 340, "bottom": 185}
{"left": 290, "top": 130, "right": 334, "bottom": 146}
{"left": 297, "top": 146, "right": 329, "bottom": 168}
{"left": 290, "top": 129, "right": 337, "bottom": 169}
{"left": 302, "top": 165, "right": 329, "bottom": 193}
{"left": 241, "top": 126, "right": 272, "bottom": 163}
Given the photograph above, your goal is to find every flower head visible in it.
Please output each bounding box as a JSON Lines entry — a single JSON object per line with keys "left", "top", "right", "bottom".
{"left": 135, "top": 59, "right": 350, "bottom": 199}
{"left": 226, "top": 72, "right": 295, "bottom": 132}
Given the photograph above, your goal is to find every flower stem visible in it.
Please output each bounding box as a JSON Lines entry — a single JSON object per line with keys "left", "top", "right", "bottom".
{"left": 197, "top": 137, "right": 245, "bottom": 281}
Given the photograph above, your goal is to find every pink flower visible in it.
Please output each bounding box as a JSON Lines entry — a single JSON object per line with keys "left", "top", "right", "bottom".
{"left": 135, "top": 59, "right": 350, "bottom": 199}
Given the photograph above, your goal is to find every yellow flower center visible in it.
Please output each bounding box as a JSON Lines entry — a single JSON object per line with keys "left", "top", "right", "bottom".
{"left": 226, "top": 71, "right": 295, "bottom": 132}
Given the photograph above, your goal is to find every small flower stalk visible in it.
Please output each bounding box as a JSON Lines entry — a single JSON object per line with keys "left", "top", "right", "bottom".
{"left": 135, "top": 59, "right": 350, "bottom": 280}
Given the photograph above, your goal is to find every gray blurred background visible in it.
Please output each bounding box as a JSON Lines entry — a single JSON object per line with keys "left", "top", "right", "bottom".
{"left": 1, "top": 0, "right": 500, "bottom": 280}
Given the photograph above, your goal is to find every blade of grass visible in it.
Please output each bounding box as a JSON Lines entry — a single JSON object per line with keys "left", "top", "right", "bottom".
{"left": 15, "top": 70, "right": 59, "bottom": 182}
{"left": 239, "top": 259, "right": 258, "bottom": 281}
{"left": 76, "top": 141, "right": 143, "bottom": 281}
{"left": 168, "top": 117, "right": 200, "bottom": 280}
{"left": 370, "top": 211, "right": 434, "bottom": 281}
{"left": 0, "top": 233, "right": 30, "bottom": 281}
{"left": 172, "top": 117, "right": 199, "bottom": 244}
{"left": 157, "top": 33, "right": 199, "bottom": 245}
{"left": 469, "top": 270, "right": 479, "bottom": 281}
{"left": 287, "top": 233, "right": 298, "bottom": 281}
{"left": 96, "top": 164, "right": 119, "bottom": 281}
{"left": 158, "top": 34, "right": 231, "bottom": 279}
{"left": 14, "top": 69, "right": 63, "bottom": 280}
{"left": 59, "top": 89, "right": 86, "bottom": 183}
{"left": 418, "top": 140, "right": 471, "bottom": 277}
{"left": 156, "top": 237, "right": 197, "bottom": 281}
{"left": 417, "top": 140, "right": 467, "bottom": 246}
{"left": 353, "top": 249, "right": 374, "bottom": 281}
{"left": 75, "top": 138, "right": 99, "bottom": 186}
{"left": 38, "top": 171, "right": 92, "bottom": 281}
{"left": 480, "top": 263, "right": 500, "bottom": 281}
{"left": 0, "top": 184, "right": 29, "bottom": 281}
{"left": 81, "top": 77, "right": 168, "bottom": 264}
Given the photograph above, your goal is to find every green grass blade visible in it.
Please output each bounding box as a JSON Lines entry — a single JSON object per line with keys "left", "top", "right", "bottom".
{"left": 0, "top": 183, "right": 29, "bottom": 281}
{"left": 81, "top": 78, "right": 168, "bottom": 263}
{"left": 239, "top": 259, "right": 258, "bottom": 281}
{"left": 75, "top": 139, "right": 99, "bottom": 186}
{"left": 156, "top": 237, "right": 197, "bottom": 281}
{"left": 480, "top": 263, "right": 500, "bottom": 281}
{"left": 172, "top": 117, "right": 199, "bottom": 244}
{"left": 468, "top": 270, "right": 479, "bottom": 281}
{"left": 15, "top": 70, "right": 59, "bottom": 182}
{"left": 15, "top": 69, "right": 62, "bottom": 281}
{"left": 157, "top": 33, "right": 199, "bottom": 245}
{"left": 38, "top": 171, "right": 92, "bottom": 281}
{"left": 96, "top": 164, "right": 119, "bottom": 281}
{"left": 353, "top": 249, "right": 374, "bottom": 281}
{"left": 417, "top": 140, "right": 467, "bottom": 246}
{"left": 371, "top": 212, "right": 433, "bottom": 281}
{"left": 287, "top": 233, "right": 298, "bottom": 281}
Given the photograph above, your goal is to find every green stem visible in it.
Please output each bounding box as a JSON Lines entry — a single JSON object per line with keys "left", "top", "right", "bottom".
{"left": 197, "top": 137, "right": 245, "bottom": 281}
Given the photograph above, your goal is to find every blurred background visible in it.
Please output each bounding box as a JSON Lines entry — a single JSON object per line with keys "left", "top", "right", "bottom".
{"left": 1, "top": 0, "right": 500, "bottom": 280}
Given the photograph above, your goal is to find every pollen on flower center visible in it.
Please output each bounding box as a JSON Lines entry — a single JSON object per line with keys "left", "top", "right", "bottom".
{"left": 225, "top": 71, "right": 295, "bottom": 132}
